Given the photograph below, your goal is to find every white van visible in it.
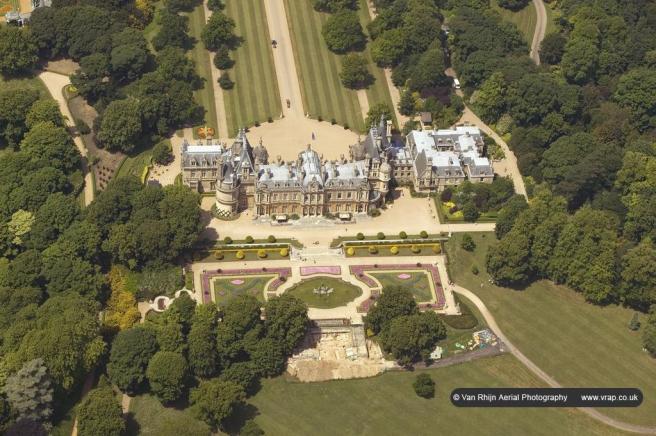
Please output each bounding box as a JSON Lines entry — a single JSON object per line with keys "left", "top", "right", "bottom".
{"left": 452, "top": 78, "right": 461, "bottom": 89}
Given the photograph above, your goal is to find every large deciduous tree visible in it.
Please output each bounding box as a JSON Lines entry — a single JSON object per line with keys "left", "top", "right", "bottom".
{"left": 0, "top": 27, "right": 39, "bottom": 77}
{"left": 379, "top": 311, "right": 446, "bottom": 366}
{"left": 188, "top": 304, "right": 220, "bottom": 378}
{"left": 76, "top": 384, "right": 125, "bottom": 436}
{"left": 97, "top": 98, "right": 143, "bottom": 153}
{"left": 190, "top": 379, "right": 245, "bottom": 430}
{"left": 322, "top": 10, "right": 366, "bottom": 53}
{"left": 365, "top": 286, "right": 417, "bottom": 335}
{"left": 107, "top": 327, "right": 158, "bottom": 394}
{"left": 264, "top": 294, "right": 309, "bottom": 355}
{"left": 146, "top": 351, "right": 188, "bottom": 403}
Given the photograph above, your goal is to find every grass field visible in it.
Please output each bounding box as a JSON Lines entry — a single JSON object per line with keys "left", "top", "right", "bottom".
{"left": 0, "top": 75, "right": 49, "bottom": 95}
{"left": 284, "top": 0, "right": 365, "bottom": 132}
{"left": 223, "top": 0, "right": 281, "bottom": 137}
{"left": 369, "top": 272, "right": 433, "bottom": 302}
{"left": 286, "top": 277, "right": 362, "bottom": 308}
{"left": 213, "top": 275, "right": 274, "bottom": 304}
{"left": 127, "top": 394, "right": 211, "bottom": 436}
{"left": 143, "top": 1, "right": 164, "bottom": 51}
{"left": 187, "top": 4, "right": 219, "bottom": 136}
{"left": 357, "top": 0, "right": 398, "bottom": 128}
{"left": 490, "top": 0, "right": 537, "bottom": 44}
{"left": 446, "top": 232, "right": 656, "bottom": 427}
{"left": 250, "top": 354, "right": 624, "bottom": 435}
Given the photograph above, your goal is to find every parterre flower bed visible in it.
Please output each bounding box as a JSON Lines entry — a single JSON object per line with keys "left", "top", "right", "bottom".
{"left": 300, "top": 266, "right": 341, "bottom": 276}
{"left": 200, "top": 267, "right": 292, "bottom": 303}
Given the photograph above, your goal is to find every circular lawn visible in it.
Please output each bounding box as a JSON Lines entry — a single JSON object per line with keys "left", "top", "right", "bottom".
{"left": 286, "top": 277, "right": 363, "bottom": 309}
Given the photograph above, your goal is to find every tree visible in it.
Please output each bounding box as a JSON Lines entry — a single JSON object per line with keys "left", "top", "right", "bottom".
{"left": 498, "top": 0, "right": 529, "bottom": 11}
{"left": 614, "top": 68, "right": 656, "bottom": 132}
{"left": 312, "top": 0, "right": 356, "bottom": 13}
{"left": 77, "top": 385, "right": 125, "bottom": 436}
{"left": 156, "top": 47, "right": 200, "bottom": 86}
{"left": 26, "top": 100, "right": 64, "bottom": 129}
{"left": 413, "top": 373, "right": 435, "bottom": 398}
{"left": 218, "top": 361, "right": 260, "bottom": 395}
{"left": 20, "top": 122, "right": 81, "bottom": 174}
{"left": 190, "top": 380, "right": 245, "bottom": 430}
{"left": 365, "top": 285, "right": 417, "bottom": 335}
{"left": 620, "top": 239, "right": 656, "bottom": 310}
{"left": 0, "top": 27, "right": 38, "bottom": 76}
{"left": 41, "top": 244, "right": 106, "bottom": 298}
{"left": 379, "top": 312, "right": 446, "bottom": 365}
{"left": 549, "top": 208, "right": 619, "bottom": 303}
{"left": 207, "top": 0, "right": 224, "bottom": 11}
{"left": 103, "top": 266, "right": 140, "bottom": 332}
{"left": 146, "top": 351, "right": 188, "bottom": 403}
{"left": 188, "top": 304, "right": 219, "bottom": 378}
{"left": 3, "top": 359, "right": 53, "bottom": 423}
{"left": 70, "top": 53, "right": 111, "bottom": 103}
{"left": 97, "top": 98, "right": 143, "bottom": 153}
{"left": 218, "top": 72, "right": 234, "bottom": 90}
{"left": 202, "top": 12, "right": 238, "bottom": 51}
{"left": 495, "top": 195, "right": 528, "bottom": 239}
{"left": 107, "top": 327, "right": 158, "bottom": 394}
{"left": 165, "top": 0, "right": 197, "bottom": 13}
{"left": 110, "top": 43, "right": 148, "bottom": 82}
{"left": 365, "top": 103, "right": 393, "bottom": 130}
{"left": 486, "top": 230, "right": 531, "bottom": 286}
{"left": 153, "top": 10, "right": 191, "bottom": 51}
{"left": 339, "top": 53, "right": 373, "bottom": 89}
{"left": 264, "top": 294, "right": 309, "bottom": 355}
{"left": 407, "top": 48, "right": 448, "bottom": 92}
{"left": 473, "top": 71, "right": 507, "bottom": 123}
{"left": 370, "top": 28, "right": 406, "bottom": 67}
{"left": 462, "top": 201, "right": 480, "bottom": 222}
{"left": 249, "top": 337, "right": 286, "bottom": 377}
{"left": 322, "top": 10, "right": 366, "bottom": 53}
{"left": 540, "top": 33, "right": 566, "bottom": 65}
{"left": 0, "top": 88, "right": 40, "bottom": 146}
{"left": 12, "top": 293, "right": 105, "bottom": 392}
{"left": 561, "top": 36, "right": 599, "bottom": 84}
{"left": 213, "top": 47, "right": 234, "bottom": 70}
{"left": 643, "top": 306, "right": 656, "bottom": 357}
{"left": 398, "top": 88, "right": 416, "bottom": 116}
{"left": 460, "top": 234, "right": 476, "bottom": 251}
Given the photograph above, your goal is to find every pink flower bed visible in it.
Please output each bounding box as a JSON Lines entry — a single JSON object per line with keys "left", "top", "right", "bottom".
{"left": 201, "top": 267, "right": 292, "bottom": 304}
{"left": 397, "top": 273, "right": 411, "bottom": 279}
{"left": 349, "top": 264, "right": 445, "bottom": 308}
{"left": 230, "top": 279, "right": 245, "bottom": 285}
{"left": 300, "top": 266, "right": 341, "bottom": 276}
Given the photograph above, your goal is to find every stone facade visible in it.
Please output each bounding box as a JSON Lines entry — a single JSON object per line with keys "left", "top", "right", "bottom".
{"left": 181, "top": 120, "right": 494, "bottom": 218}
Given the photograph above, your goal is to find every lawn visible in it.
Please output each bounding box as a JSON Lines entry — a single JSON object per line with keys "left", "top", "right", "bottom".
{"left": 115, "top": 144, "right": 156, "bottom": 180}
{"left": 286, "top": 277, "right": 362, "bottom": 308}
{"left": 435, "top": 198, "right": 498, "bottom": 223}
{"left": 223, "top": 0, "right": 281, "bottom": 136}
{"left": 445, "top": 232, "right": 656, "bottom": 427}
{"left": 357, "top": 0, "right": 398, "bottom": 128}
{"left": 490, "top": 0, "right": 537, "bottom": 44}
{"left": 126, "top": 394, "right": 211, "bottom": 436}
{"left": 284, "top": 0, "right": 365, "bottom": 132}
{"left": 0, "top": 75, "right": 49, "bottom": 95}
{"left": 249, "top": 354, "right": 623, "bottom": 435}
{"left": 213, "top": 275, "right": 275, "bottom": 304}
{"left": 187, "top": 3, "right": 219, "bottom": 136}
{"left": 143, "top": 1, "right": 164, "bottom": 52}
{"left": 369, "top": 272, "right": 433, "bottom": 302}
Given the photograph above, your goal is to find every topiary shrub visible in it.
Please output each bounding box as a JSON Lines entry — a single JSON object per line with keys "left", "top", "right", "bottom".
{"left": 290, "top": 213, "right": 300, "bottom": 220}
{"left": 235, "top": 250, "right": 245, "bottom": 260}
{"left": 413, "top": 373, "right": 435, "bottom": 398}
{"left": 471, "top": 265, "right": 479, "bottom": 275}
{"left": 390, "top": 246, "right": 399, "bottom": 255}
{"left": 411, "top": 245, "right": 421, "bottom": 254}
{"left": 257, "top": 249, "right": 267, "bottom": 258}
{"left": 376, "top": 232, "right": 385, "bottom": 240}
{"left": 399, "top": 231, "right": 407, "bottom": 239}
{"left": 280, "top": 247, "right": 289, "bottom": 257}
{"left": 629, "top": 313, "right": 640, "bottom": 331}
{"left": 440, "top": 187, "right": 452, "bottom": 202}
{"left": 369, "top": 208, "right": 381, "bottom": 217}
{"left": 214, "top": 250, "right": 224, "bottom": 260}
{"left": 245, "top": 236, "right": 254, "bottom": 243}
{"left": 356, "top": 232, "right": 365, "bottom": 240}
{"left": 368, "top": 245, "right": 378, "bottom": 254}
{"left": 267, "top": 235, "right": 276, "bottom": 243}
{"left": 461, "top": 234, "right": 476, "bottom": 251}
{"left": 432, "top": 244, "right": 441, "bottom": 254}
{"left": 420, "top": 230, "right": 428, "bottom": 238}
{"left": 223, "top": 236, "right": 233, "bottom": 244}
{"left": 346, "top": 247, "right": 355, "bottom": 256}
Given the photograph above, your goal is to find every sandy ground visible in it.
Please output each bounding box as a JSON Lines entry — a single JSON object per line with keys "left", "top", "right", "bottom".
{"left": 148, "top": 128, "right": 193, "bottom": 186}
{"left": 200, "top": 188, "right": 495, "bottom": 246}
{"left": 38, "top": 72, "right": 94, "bottom": 206}
{"left": 246, "top": 117, "right": 360, "bottom": 161}
{"left": 356, "top": 88, "right": 370, "bottom": 121}
{"left": 44, "top": 59, "right": 80, "bottom": 76}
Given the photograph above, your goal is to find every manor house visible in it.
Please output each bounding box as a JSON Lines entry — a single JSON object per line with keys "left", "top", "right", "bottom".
{"left": 180, "top": 119, "right": 493, "bottom": 218}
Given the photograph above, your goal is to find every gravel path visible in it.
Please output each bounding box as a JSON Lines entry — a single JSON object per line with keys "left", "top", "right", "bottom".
{"left": 530, "top": 0, "right": 547, "bottom": 65}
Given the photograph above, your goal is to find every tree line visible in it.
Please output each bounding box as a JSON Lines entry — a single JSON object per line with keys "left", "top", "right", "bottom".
{"left": 442, "top": 1, "right": 656, "bottom": 353}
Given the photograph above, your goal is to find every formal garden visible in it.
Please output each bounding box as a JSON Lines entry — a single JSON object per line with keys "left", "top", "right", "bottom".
{"left": 369, "top": 271, "right": 433, "bottom": 302}
{"left": 213, "top": 275, "right": 276, "bottom": 304}
{"left": 201, "top": 267, "right": 291, "bottom": 304}
{"left": 285, "top": 277, "right": 363, "bottom": 309}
